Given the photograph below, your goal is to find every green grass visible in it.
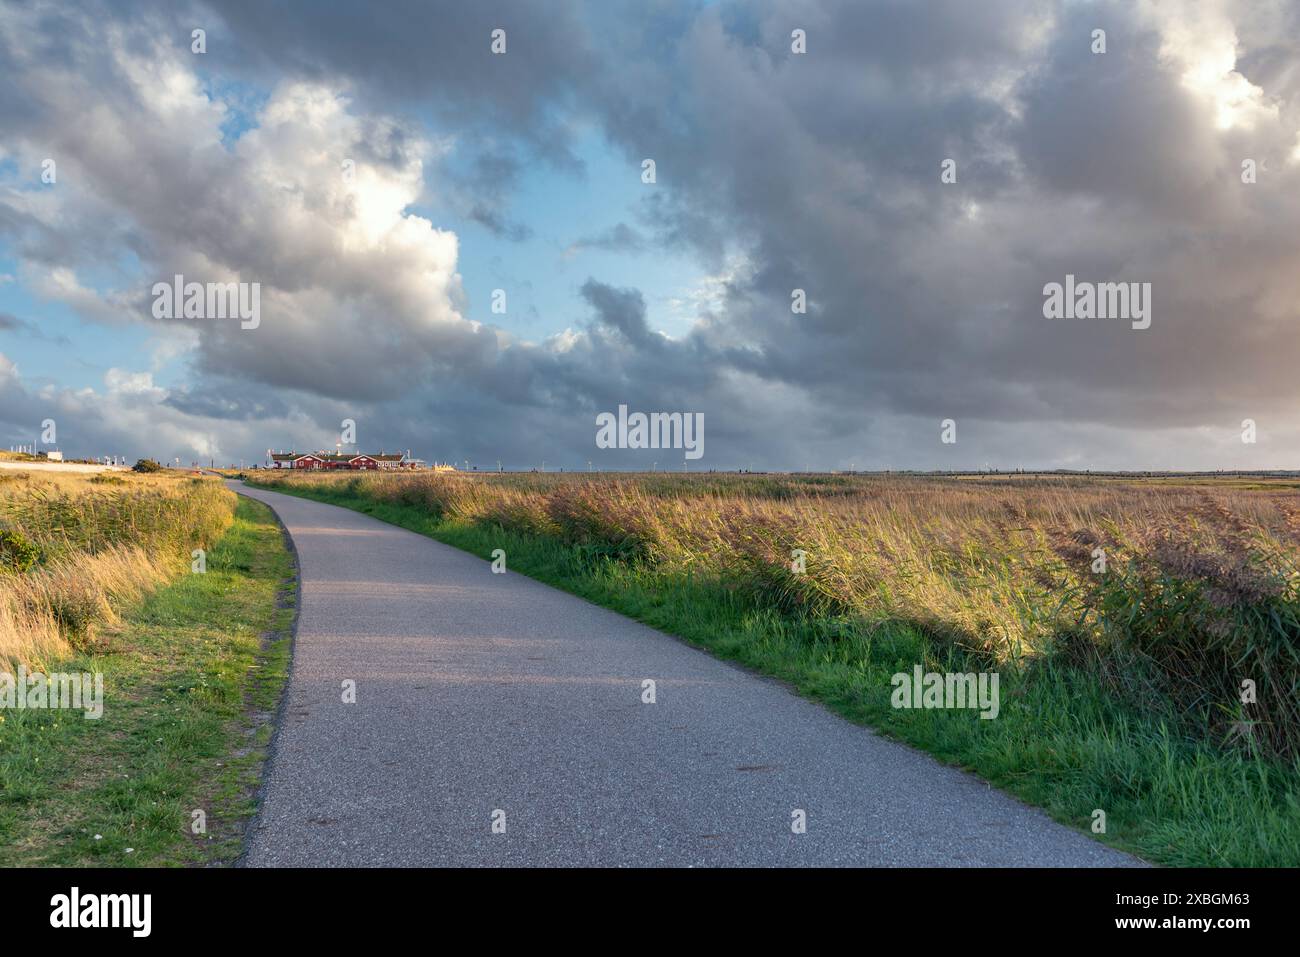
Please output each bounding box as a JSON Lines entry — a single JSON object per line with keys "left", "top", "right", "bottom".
{"left": 251, "top": 479, "right": 1300, "bottom": 867}
{"left": 0, "top": 496, "right": 295, "bottom": 866}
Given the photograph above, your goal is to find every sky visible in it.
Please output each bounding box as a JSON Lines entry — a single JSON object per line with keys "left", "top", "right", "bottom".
{"left": 2, "top": 0, "right": 1299, "bottom": 471}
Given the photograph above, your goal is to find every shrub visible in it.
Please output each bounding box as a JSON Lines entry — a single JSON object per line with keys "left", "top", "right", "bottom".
{"left": 132, "top": 458, "right": 163, "bottom": 473}
{"left": 0, "top": 529, "right": 40, "bottom": 573}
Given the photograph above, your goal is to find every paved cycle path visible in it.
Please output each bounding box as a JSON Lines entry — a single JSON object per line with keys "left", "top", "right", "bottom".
{"left": 233, "top": 482, "right": 1140, "bottom": 867}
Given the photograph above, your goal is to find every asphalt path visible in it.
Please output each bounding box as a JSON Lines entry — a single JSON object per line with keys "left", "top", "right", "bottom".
{"left": 233, "top": 481, "right": 1140, "bottom": 867}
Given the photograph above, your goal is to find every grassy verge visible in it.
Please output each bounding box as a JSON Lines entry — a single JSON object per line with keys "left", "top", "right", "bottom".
{"left": 250, "top": 477, "right": 1300, "bottom": 867}
{"left": 1, "top": 470, "right": 236, "bottom": 666}
{"left": 0, "top": 496, "right": 295, "bottom": 866}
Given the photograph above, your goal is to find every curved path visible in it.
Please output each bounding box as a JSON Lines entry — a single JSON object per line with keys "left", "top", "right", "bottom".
{"left": 233, "top": 482, "right": 1140, "bottom": 867}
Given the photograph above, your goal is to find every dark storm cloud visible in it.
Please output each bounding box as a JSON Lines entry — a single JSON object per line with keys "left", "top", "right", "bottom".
{"left": 1012, "top": 4, "right": 1219, "bottom": 214}
{"left": 207, "top": 0, "right": 597, "bottom": 168}
{"left": 580, "top": 279, "right": 658, "bottom": 348}
{"left": 564, "top": 0, "right": 1300, "bottom": 450}
{"left": 162, "top": 382, "right": 293, "bottom": 422}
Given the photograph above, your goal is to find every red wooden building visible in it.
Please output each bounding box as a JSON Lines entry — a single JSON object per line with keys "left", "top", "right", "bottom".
{"left": 268, "top": 451, "right": 412, "bottom": 470}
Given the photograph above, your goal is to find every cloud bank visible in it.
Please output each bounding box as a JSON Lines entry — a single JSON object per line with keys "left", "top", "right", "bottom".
{"left": 1, "top": 0, "right": 1298, "bottom": 470}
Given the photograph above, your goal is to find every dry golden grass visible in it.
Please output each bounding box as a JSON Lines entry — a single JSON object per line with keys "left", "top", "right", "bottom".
{"left": 0, "top": 470, "right": 235, "bottom": 668}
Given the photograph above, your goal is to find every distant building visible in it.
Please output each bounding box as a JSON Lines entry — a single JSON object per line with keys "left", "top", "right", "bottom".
{"left": 268, "top": 450, "right": 416, "bottom": 471}
{"left": 37, "top": 450, "right": 63, "bottom": 462}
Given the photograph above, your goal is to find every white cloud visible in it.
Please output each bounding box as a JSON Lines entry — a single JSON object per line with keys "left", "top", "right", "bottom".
{"left": 104, "top": 368, "right": 160, "bottom": 397}
{"left": 0, "top": 8, "right": 474, "bottom": 399}
{"left": 1143, "top": 0, "right": 1279, "bottom": 131}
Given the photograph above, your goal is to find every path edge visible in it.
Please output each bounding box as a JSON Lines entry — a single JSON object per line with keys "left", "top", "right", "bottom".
{"left": 230, "top": 482, "right": 304, "bottom": 869}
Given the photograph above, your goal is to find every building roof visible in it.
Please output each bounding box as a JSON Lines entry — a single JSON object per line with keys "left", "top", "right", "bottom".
{"left": 269, "top": 451, "right": 406, "bottom": 463}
